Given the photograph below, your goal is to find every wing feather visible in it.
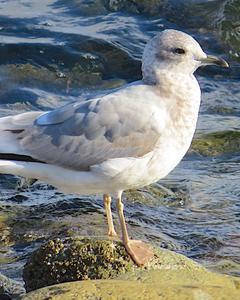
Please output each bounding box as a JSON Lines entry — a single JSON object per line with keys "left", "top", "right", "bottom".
{"left": 1, "top": 85, "right": 166, "bottom": 171}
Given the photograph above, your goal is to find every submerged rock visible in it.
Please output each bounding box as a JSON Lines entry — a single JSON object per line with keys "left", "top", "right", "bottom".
{"left": 163, "top": 0, "right": 223, "bottom": 30}
{"left": 125, "top": 183, "right": 188, "bottom": 207}
{"left": 216, "top": 0, "right": 240, "bottom": 61}
{"left": 0, "top": 273, "right": 25, "bottom": 299}
{"left": 105, "top": 0, "right": 164, "bottom": 15}
{"left": 0, "top": 37, "right": 140, "bottom": 94}
{"left": 190, "top": 130, "right": 240, "bottom": 156}
{"left": 22, "top": 238, "right": 240, "bottom": 299}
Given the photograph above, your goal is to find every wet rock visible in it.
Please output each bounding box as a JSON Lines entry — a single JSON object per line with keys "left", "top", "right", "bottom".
{"left": 23, "top": 236, "right": 206, "bottom": 292}
{"left": 207, "top": 105, "right": 237, "bottom": 115}
{"left": 0, "top": 273, "right": 25, "bottom": 299}
{"left": 0, "top": 206, "right": 18, "bottom": 247}
{"left": 23, "top": 237, "right": 134, "bottom": 292}
{"left": 0, "top": 294, "right": 11, "bottom": 300}
{"left": 75, "top": 38, "right": 141, "bottom": 81}
{"left": 125, "top": 183, "right": 189, "bottom": 208}
{"left": 0, "top": 214, "right": 10, "bottom": 246}
{"left": 1, "top": 64, "right": 68, "bottom": 92}
{"left": 206, "top": 259, "right": 240, "bottom": 277}
{"left": 105, "top": 0, "right": 165, "bottom": 15}
{"left": 23, "top": 236, "right": 229, "bottom": 292}
{"left": 163, "top": 0, "right": 223, "bottom": 30}
{"left": 21, "top": 239, "right": 240, "bottom": 299}
{"left": 54, "top": 0, "right": 108, "bottom": 16}
{"left": 0, "top": 39, "right": 140, "bottom": 93}
{"left": 190, "top": 130, "right": 240, "bottom": 156}
{"left": 215, "top": 0, "right": 240, "bottom": 61}
{"left": 0, "top": 62, "right": 126, "bottom": 96}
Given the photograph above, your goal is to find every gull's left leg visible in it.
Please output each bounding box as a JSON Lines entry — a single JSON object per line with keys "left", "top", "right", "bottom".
{"left": 103, "top": 194, "right": 117, "bottom": 237}
{"left": 116, "top": 191, "right": 154, "bottom": 266}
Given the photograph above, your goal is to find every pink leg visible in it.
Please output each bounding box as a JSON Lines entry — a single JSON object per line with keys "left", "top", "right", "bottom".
{"left": 103, "top": 194, "right": 117, "bottom": 237}
{"left": 116, "top": 192, "right": 154, "bottom": 266}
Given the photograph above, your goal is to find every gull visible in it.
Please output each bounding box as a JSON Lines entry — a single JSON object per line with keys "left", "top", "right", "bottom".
{"left": 0, "top": 30, "right": 228, "bottom": 266}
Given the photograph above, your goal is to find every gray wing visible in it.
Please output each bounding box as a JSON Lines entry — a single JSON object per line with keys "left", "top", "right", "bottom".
{"left": 16, "top": 93, "right": 164, "bottom": 171}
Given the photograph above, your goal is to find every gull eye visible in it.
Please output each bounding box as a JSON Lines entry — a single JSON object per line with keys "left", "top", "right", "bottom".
{"left": 173, "top": 48, "right": 186, "bottom": 55}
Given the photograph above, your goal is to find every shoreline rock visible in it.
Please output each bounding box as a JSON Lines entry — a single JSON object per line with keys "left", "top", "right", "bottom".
{"left": 21, "top": 275, "right": 240, "bottom": 300}
{"left": 23, "top": 237, "right": 134, "bottom": 292}
{"left": 21, "top": 237, "right": 240, "bottom": 299}
{"left": 190, "top": 130, "right": 240, "bottom": 156}
{"left": 0, "top": 273, "right": 25, "bottom": 299}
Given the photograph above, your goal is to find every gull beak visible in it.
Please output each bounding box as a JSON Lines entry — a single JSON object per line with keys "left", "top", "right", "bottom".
{"left": 200, "top": 55, "right": 229, "bottom": 68}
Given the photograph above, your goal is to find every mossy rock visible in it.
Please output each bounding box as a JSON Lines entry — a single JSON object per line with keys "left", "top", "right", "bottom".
{"left": 23, "top": 237, "right": 134, "bottom": 292}
{"left": 0, "top": 206, "right": 20, "bottom": 247}
{"left": 207, "top": 259, "right": 240, "bottom": 277}
{"left": 59, "top": 0, "right": 108, "bottom": 16}
{"left": 125, "top": 184, "right": 188, "bottom": 207}
{"left": 105, "top": 0, "right": 164, "bottom": 15}
{"left": 21, "top": 240, "right": 240, "bottom": 299}
{"left": 1, "top": 60, "right": 126, "bottom": 92}
{"left": 21, "top": 277, "right": 240, "bottom": 300}
{"left": 0, "top": 273, "right": 25, "bottom": 298}
{"left": 163, "top": 0, "right": 223, "bottom": 30}
{"left": 23, "top": 236, "right": 207, "bottom": 292}
{"left": 207, "top": 105, "right": 236, "bottom": 115}
{"left": 216, "top": 0, "right": 240, "bottom": 61}
{"left": 190, "top": 130, "right": 240, "bottom": 156}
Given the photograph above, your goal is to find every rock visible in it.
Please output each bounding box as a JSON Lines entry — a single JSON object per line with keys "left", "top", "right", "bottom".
{"left": 190, "top": 130, "right": 240, "bottom": 156}
{"left": 0, "top": 64, "right": 68, "bottom": 92}
{"left": 20, "top": 276, "right": 240, "bottom": 300}
{"left": 105, "top": 0, "right": 165, "bottom": 15}
{"left": 21, "top": 238, "right": 240, "bottom": 299}
{"left": 207, "top": 105, "right": 236, "bottom": 115}
{"left": 215, "top": 0, "right": 240, "bottom": 61}
{"left": 125, "top": 183, "right": 188, "bottom": 207}
{"left": 23, "top": 238, "right": 134, "bottom": 292}
{"left": 24, "top": 236, "right": 207, "bottom": 292}
{"left": 163, "top": 0, "right": 223, "bottom": 30}
{"left": 0, "top": 213, "right": 11, "bottom": 246}
{"left": 207, "top": 259, "right": 240, "bottom": 277}
{"left": 58, "top": 0, "right": 108, "bottom": 16}
{"left": 0, "top": 294, "right": 11, "bottom": 300}
{"left": 0, "top": 39, "right": 140, "bottom": 93}
{"left": 0, "top": 273, "right": 25, "bottom": 299}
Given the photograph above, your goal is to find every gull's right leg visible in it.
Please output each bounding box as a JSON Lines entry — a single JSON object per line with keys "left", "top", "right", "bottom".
{"left": 116, "top": 191, "right": 154, "bottom": 266}
{"left": 103, "top": 194, "right": 117, "bottom": 237}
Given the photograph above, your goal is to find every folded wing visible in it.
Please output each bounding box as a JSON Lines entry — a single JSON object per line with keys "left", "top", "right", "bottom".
{"left": 0, "top": 88, "right": 166, "bottom": 171}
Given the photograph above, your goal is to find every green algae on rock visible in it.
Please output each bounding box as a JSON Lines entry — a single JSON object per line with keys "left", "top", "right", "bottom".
{"left": 190, "top": 130, "right": 240, "bottom": 156}
{"left": 23, "top": 238, "right": 134, "bottom": 292}
{"left": 105, "top": 0, "right": 164, "bottom": 15}
{"left": 21, "top": 277, "right": 240, "bottom": 300}
{"left": 125, "top": 184, "right": 188, "bottom": 208}
{"left": 216, "top": 0, "right": 240, "bottom": 61}
{"left": 0, "top": 273, "right": 25, "bottom": 298}
{"left": 21, "top": 244, "right": 240, "bottom": 300}
{"left": 206, "top": 259, "right": 240, "bottom": 277}
{"left": 0, "top": 37, "right": 140, "bottom": 92}
{"left": 163, "top": 0, "right": 223, "bottom": 30}
{"left": 22, "top": 236, "right": 214, "bottom": 293}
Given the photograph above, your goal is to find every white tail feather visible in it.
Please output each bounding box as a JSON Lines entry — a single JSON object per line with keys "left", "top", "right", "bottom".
{"left": 0, "top": 160, "right": 108, "bottom": 195}
{"left": 0, "top": 131, "right": 24, "bottom": 154}
{"left": 0, "top": 111, "right": 42, "bottom": 155}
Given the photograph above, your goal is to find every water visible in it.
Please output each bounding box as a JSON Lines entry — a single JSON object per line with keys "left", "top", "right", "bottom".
{"left": 0, "top": 0, "right": 240, "bottom": 285}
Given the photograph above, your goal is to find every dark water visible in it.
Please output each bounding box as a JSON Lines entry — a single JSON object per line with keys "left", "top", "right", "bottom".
{"left": 0, "top": 0, "right": 240, "bottom": 286}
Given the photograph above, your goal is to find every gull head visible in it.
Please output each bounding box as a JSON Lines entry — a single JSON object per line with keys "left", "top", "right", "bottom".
{"left": 142, "top": 29, "right": 229, "bottom": 84}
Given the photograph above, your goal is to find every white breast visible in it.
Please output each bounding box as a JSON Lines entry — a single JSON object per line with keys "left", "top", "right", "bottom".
{"left": 107, "top": 74, "right": 201, "bottom": 189}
